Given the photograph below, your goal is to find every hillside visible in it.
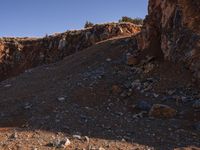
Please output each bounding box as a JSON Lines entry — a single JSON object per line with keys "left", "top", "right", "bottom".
{"left": 0, "top": 0, "right": 200, "bottom": 150}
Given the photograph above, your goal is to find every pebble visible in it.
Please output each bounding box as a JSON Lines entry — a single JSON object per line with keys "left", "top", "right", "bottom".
{"left": 99, "top": 147, "right": 105, "bottom": 150}
{"left": 84, "top": 136, "right": 90, "bottom": 143}
{"left": 143, "top": 63, "right": 154, "bottom": 73}
{"left": 4, "top": 84, "right": 12, "bottom": 88}
{"left": 49, "top": 138, "right": 71, "bottom": 148}
{"left": 73, "top": 134, "right": 82, "bottom": 140}
{"left": 106, "top": 58, "right": 111, "bottom": 62}
{"left": 133, "top": 111, "right": 146, "bottom": 119}
{"left": 60, "top": 138, "right": 71, "bottom": 148}
{"left": 57, "top": 97, "right": 66, "bottom": 102}
{"left": 10, "top": 132, "right": 18, "bottom": 139}
{"left": 153, "top": 93, "right": 159, "bottom": 98}
{"left": 24, "top": 103, "right": 32, "bottom": 109}
{"left": 167, "top": 90, "right": 176, "bottom": 95}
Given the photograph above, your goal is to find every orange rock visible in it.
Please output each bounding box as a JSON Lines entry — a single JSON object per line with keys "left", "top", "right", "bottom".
{"left": 112, "top": 85, "right": 122, "bottom": 94}
{"left": 127, "top": 55, "right": 139, "bottom": 65}
{"left": 149, "top": 104, "right": 177, "bottom": 118}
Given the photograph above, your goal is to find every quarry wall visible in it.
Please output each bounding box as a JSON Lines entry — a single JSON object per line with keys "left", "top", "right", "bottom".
{"left": 0, "top": 23, "right": 140, "bottom": 80}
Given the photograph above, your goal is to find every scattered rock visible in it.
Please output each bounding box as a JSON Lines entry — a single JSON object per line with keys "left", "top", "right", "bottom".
{"left": 149, "top": 104, "right": 177, "bottom": 118}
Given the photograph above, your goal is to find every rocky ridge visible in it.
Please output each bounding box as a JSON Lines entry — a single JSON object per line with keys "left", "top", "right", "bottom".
{"left": 0, "top": 22, "right": 140, "bottom": 81}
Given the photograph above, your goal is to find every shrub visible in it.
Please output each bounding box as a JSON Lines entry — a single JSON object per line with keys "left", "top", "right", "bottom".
{"left": 84, "top": 21, "right": 94, "bottom": 28}
{"left": 119, "top": 16, "right": 143, "bottom": 25}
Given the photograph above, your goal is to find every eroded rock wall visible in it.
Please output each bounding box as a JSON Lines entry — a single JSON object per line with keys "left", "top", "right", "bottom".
{"left": 0, "top": 22, "right": 140, "bottom": 80}
{"left": 137, "top": 0, "right": 200, "bottom": 78}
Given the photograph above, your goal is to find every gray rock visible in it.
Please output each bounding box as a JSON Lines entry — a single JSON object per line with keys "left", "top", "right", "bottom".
{"left": 49, "top": 138, "right": 71, "bottom": 148}
{"left": 193, "top": 100, "right": 200, "bottom": 109}
{"left": 73, "top": 134, "right": 82, "bottom": 140}
{"left": 135, "top": 100, "right": 152, "bottom": 111}
{"left": 194, "top": 122, "right": 200, "bottom": 131}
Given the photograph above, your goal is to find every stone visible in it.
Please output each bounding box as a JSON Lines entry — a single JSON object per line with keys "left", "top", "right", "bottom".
{"left": 24, "top": 103, "right": 32, "bottom": 109}
{"left": 194, "top": 122, "right": 200, "bottom": 131}
{"left": 106, "top": 58, "right": 111, "bottom": 62}
{"left": 10, "top": 132, "right": 18, "bottom": 139}
{"left": 135, "top": 100, "right": 152, "bottom": 111}
{"left": 167, "top": 90, "right": 176, "bottom": 96}
{"left": 112, "top": 85, "right": 122, "bottom": 94}
{"left": 4, "top": 84, "right": 12, "bottom": 88}
{"left": 149, "top": 104, "right": 177, "bottom": 118}
{"left": 57, "top": 97, "right": 66, "bottom": 102}
{"left": 132, "top": 111, "right": 146, "bottom": 119}
{"left": 60, "top": 138, "right": 71, "bottom": 148}
{"left": 153, "top": 93, "right": 159, "bottom": 98}
{"left": 127, "top": 55, "right": 139, "bottom": 65}
{"left": 84, "top": 136, "right": 90, "bottom": 143}
{"left": 192, "top": 100, "right": 200, "bottom": 109}
{"left": 131, "top": 80, "right": 141, "bottom": 89}
{"left": 72, "top": 134, "right": 81, "bottom": 140}
{"left": 58, "top": 37, "right": 67, "bottom": 50}
{"left": 143, "top": 63, "right": 154, "bottom": 73}
{"left": 51, "top": 138, "right": 71, "bottom": 148}
{"left": 99, "top": 147, "right": 105, "bottom": 150}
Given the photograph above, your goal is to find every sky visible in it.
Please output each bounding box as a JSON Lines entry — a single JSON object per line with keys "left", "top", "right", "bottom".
{"left": 0, "top": 0, "right": 148, "bottom": 37}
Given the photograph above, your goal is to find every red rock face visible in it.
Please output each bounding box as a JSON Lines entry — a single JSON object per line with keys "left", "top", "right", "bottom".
{"left": 137, "top": 0, "right": 200, "bottom": 78}
{"left": 0, "top": 23, "right": 141, "bottom": 81}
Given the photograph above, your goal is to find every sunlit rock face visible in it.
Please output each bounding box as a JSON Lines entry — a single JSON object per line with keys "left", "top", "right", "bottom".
{"left": 137, "top": 0, "right": 200, "bottom": 78}
{"left": 0, "top": 22, "right": 141, "bottom": 81}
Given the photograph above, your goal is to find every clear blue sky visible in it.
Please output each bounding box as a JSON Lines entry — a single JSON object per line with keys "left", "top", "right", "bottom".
{"left": 0, "top": 0, "right": 148, "bottom": 37}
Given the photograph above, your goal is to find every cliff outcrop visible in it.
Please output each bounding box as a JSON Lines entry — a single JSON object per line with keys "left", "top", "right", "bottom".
{"left": 137, "top": 0, "right": 200, "bottom": 78}
{"left": 0, "top": 22, "right": 140, "bottom": 80}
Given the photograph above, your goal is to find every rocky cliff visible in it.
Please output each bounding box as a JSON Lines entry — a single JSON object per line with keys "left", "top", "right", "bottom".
{"left": 137, "top": 0, "right": 200, "bottom": 78}
{"left": 0, "top": 22, "right": 140, "bottom": 81}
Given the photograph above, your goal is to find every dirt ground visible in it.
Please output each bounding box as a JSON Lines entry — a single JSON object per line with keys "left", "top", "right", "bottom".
{"left": 0, "top": 36, "right": 199, "bottom": 150}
